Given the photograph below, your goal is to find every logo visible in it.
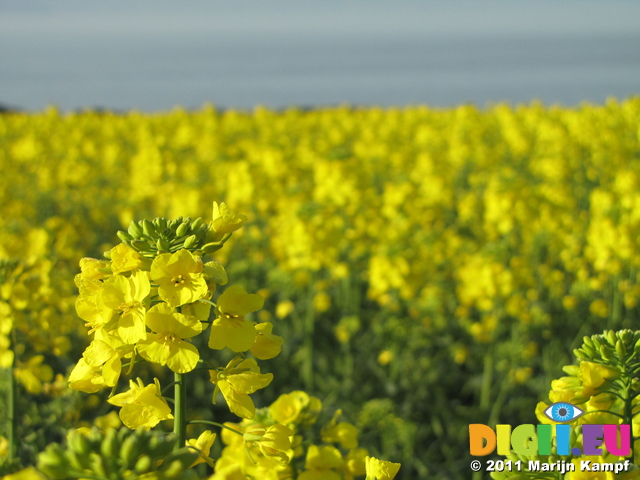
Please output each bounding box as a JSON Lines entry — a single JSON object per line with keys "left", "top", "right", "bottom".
{"left": 469, "top": 402, "right": 631, "bottom": 457}
{"left": 544, "top": 402, "right": 584, "bottom": 423}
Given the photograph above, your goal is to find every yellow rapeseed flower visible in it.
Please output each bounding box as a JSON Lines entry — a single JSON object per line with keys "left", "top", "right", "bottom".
{"left": 211, "top": 201, "right": 247, "bottom": 234}
{"left": 78, "top": 257, "right": 110, "bottom": 280}
{"left": 210, "top": 357, "right": 273, "bottom": 419}
{"left": 151, "top": 249, "right": 208, "bottom": 307}
{"left": 208, "top": 464, "right": 245, "bottom": 480}
{"left": 208, "top": 285, "right": 263, "bottom": 352}
{"left": 137, "top": 303, "right": 202, "bottom": 373}
{"left": 74, "top": 276, "right": 114, "bottom": 336}
{"left": 109, "top": 243, "right": 142, "bottom": 274}
{"left": 14, "top": 355, "right": 53, "bottom": 394}
{"left": 250, "top": 322, "right": 283, "bottom": 360}
{"left": 298, "top": 445, "right": 344, "bottom": 480}
{"left": 1, "top": 467, "right": 46, "bottom": 480}
{"left": 269, "top": 390, "right": 323, "bottom": 427}
{"left": 107, "top": 378, "right": 173, "bottom": 429}
{"left": 365, "top": 455, "right": 401, "bottom": 480}
{"left": 579, "top": 361, "right": 620, "bottom": 397}
{"left": 101, "top": 270, "right": 150, "bottom": 344}
{"left": 187, "top": 430, "right": 217, "bottom": 467}
{"left": 243, "top": 423, "right": 294, "bottom": 467}
{"left": 78, "top": 335, "right": 127, "bottom": 388}
{"left": 321, "top": 411, "right": 359, "bottom": 450}
{"left": 68, "top": 357, "right": 105, "bottom": 393}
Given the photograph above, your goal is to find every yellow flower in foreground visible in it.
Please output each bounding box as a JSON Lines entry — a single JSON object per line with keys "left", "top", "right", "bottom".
{"left": 187, "top": 430, "right": 217, "bottom": 467}
{"left": 269, "top": 391, "right": 323, "bottom": 427}
{"left": 243, "top": 423, "right": 294, "bottom": 467}
{"left": 211, "top": 201, "right": 247, "bottom": 234}
{"left": 365, "top": 456, "right": 401, "bottom": 480}
{"left": 137, "top": 303, "right": 203, "bottom": 373}
{"left": 210, "top": 357, "right": 273, "bottom": 419}
{"left": 1, "top": 467, "right": 46, "bottom": 480}
{"left": 298, "top": 445, "right": 344, "bottom": 480}
{"left": 109, "top": 243, "right": 142, "bottom": 274}
{"left": 548, "top": 375, "right": 585, "bottom": 405}
{"left": 79, "top": 257, "right": 110, "bottom": 280}
{"left": 208, "top": 285, "right": 263, "bottom": 352}
{"left": 250, "top": 322, "right": 283, "bottom": 360}
{"left": 78, "top": 336, "right": 126, "bottom": 387}
{"left": 346, "top": 448, "right": 369, "bottom": 477}
{"left": 75, "top": 276, "right": 114, "bottom": 335}
{"left": 151, "top": 249, "right": 208, "bottom": 307}
{"left": 209, "top": 464, "right": 246, "bottom": 480}
{"left": 107, "top": 378, "right": 173, "bottom": 429}
{"left": 579, "top": 361, "right": 620, "bottom": 397}
{"left": 68, "top": 357, "right": 104, "bottom": 393}
{"left": 101, "top": 270, "right": 150, "bottom": 344}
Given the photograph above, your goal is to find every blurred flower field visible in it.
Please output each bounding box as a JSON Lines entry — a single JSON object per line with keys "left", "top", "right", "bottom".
{"left": 1, "top": 98, "right": 640, "bottom": 479}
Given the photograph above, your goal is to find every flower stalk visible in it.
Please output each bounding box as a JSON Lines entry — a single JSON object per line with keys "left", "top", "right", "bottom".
{"left": 174, "top": 372, "right": 186, "bottom": 450}
{"left": 6, "top": 329, "right": 17, "bottom": 461}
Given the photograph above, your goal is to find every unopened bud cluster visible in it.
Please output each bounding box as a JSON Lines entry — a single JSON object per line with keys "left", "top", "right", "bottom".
{"left": 38, "top": 427, "right": 198, "bottom": 480}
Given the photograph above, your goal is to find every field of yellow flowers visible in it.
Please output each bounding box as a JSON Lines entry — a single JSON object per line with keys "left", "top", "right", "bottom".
{"left": 1, "top": 98, "right": 640, "bottom": 479}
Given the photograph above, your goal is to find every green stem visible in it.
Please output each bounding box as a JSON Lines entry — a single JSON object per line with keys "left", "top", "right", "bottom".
{"left": 7, "top": 329, "right": 16, "bottom": 461}
{"left": 304, "top": 282, "right": 315, "bottom": 390}
{"left": 582, "top": 409, "right": 625, "bottom": 420}
{"left": 162, "top": 380, "right": 179, "bottom": 395}
{"left": 188, "top": 420, "right": 244, "bottom": 437}
{"left": 479, "top": 349, "right": 493, "bottom": 412}
{"left": 6, "top": 367, "right": 15, "bottom": 461}
{"left": 623, "top": 383, "right": 635, "bottom": 461}
{"left": 174, "top": 372, "right": 186, "bottom": 450}
{"left": 197, "top": 299, "right": 218, "bottom": 308}
{"left": 487, "top": 375, "right": 510, "bottom": 427}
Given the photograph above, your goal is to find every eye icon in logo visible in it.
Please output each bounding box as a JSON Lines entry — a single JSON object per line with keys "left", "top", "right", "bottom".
{"left": 544, "top": 402, "right": 585, "bottom": 422}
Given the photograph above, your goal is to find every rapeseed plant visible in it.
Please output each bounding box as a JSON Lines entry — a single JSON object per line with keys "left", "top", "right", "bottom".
{"left": 24, "top": 202, "right": 400, "bottom": 479}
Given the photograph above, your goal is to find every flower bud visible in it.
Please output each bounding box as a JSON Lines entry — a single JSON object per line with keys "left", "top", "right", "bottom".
{"left": 190, "top": 217, "right": 203, "bottom": 231}
{"left": 153, "top": 217, "right": 167, "bottom": 231}
{"left": 142, "top": 219, "right": 156, "bottom": 236}
{"left": 128, "top": 220, "right": 143, "bottom": 238}
{"left": 117, "top": 231, "right": 134, "bottom": 243}
{"left": 183, "top": 234, "right": 198, "bottom": 248}
{"left": 202, "top": 242, "right": 223, "bottom": 254}
{"left": 135, "top": 455, "right": 153, "bottom": 473}
{"left": 176, "top": 221, "right": 190, "bottom": 238}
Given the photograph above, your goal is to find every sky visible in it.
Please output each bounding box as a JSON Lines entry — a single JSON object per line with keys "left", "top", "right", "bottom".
{"left": 1, "top": 1, "right": 639, "bottom": 111}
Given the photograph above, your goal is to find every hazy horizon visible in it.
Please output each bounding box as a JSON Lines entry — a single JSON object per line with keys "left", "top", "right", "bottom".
{"left": 2, "top": 0, "right": 639, "bottom": 112}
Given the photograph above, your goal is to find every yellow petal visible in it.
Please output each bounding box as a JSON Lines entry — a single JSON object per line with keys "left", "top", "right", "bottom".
{"left": 137, "top": 334, "right": 168, "bottom": 365}
{"left": 118, "top": 307, "right": 147, "bottom": 344}
{"left": 250, "top": 322, "right": 283, "bottom": 360}
{"left": 218, "top": 285, "right": 264, "bottom": 316}
{"left": 208, "top": 316, "right": 256, "bottom": 352}
{"left": 82, "top": 340, "right": 115, "bottom": 367}
{"left": 218, "top": 380, "right": 256, "bottom": 419}
{"left": 110, "top": 243, "right": 142, "bottom": 274}
{"left": 166, "top": 340, "right": 199, "bottom": 374}
{"left": 365, "top": 456, "right": 401, "bottom": 480}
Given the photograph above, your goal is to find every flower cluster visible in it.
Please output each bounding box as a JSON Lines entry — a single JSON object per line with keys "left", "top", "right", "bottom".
{"left": 68, "top": 203, "right": 282, "bottom": 430}
{"left": 492, "top": 330, "right": 640, "bottom": 479}
{"left": 61, "top": 203, "right": 400, "bottom": 479}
